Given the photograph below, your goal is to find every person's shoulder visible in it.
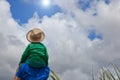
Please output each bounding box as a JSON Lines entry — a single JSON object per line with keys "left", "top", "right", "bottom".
{"left": 40, "top": 42, "right": 47, "bottom": 48}
{"left": 40, "top": 42, "right": 45, "bottom": 46}
{"left": 27, "top": 42, "right": 35, "bottom": 48}
{"left": 28, "top": 43, "right": 32, "bottom": 46}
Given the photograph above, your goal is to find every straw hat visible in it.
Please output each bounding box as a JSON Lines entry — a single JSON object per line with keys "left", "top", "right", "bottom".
{"left": 26, "top": 28, "right": 45, "bottom": 42}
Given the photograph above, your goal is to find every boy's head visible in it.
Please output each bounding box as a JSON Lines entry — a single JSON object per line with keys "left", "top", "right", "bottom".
{"left": 26, "top": 28, "right": 45, "bottom": 42}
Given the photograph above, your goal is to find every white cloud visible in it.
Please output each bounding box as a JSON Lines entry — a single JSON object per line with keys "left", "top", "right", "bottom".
{"left": 0, "top": 0, "right": 25, "bottom": 79}
{"left": 1, "top": 0, "right": 120, "bottom": 80}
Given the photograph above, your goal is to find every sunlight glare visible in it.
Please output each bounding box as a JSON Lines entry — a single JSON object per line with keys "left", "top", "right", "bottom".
{"left": 42, "top": 0, "right": 51, "bottom": 7}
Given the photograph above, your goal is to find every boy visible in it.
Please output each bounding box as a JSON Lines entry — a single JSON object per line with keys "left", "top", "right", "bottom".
{"left": 14, "top": 28, "right": 50, "bottom": 80}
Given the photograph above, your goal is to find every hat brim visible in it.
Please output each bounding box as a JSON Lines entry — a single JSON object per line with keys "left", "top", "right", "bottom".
{"left": 26, "top": 29, "right": 45, "bottom": 42}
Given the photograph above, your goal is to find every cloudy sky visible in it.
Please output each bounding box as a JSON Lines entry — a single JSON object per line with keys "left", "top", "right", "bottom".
{"left": 0, "top": 0, "right": 120, "bottom": 80}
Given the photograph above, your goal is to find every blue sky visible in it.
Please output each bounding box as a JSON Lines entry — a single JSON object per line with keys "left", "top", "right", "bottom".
{"left": 88, "top": 29, "right": 103, "bottom": 41}
{"left": 7, "top": 0, "right": 110, "bottom": 24}
{"left": 78, "top": 0, "right": 110, "bottom": 11}
{"left": 7, "top": 0, "right": 61, "bottom": 24}
{"left": 2, "top": 0, "right": 120, "bottom": 80}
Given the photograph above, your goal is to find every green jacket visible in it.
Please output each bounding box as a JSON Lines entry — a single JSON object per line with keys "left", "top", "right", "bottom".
{"left": 19, "top": 42, "right": 48, "bottom": 68}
